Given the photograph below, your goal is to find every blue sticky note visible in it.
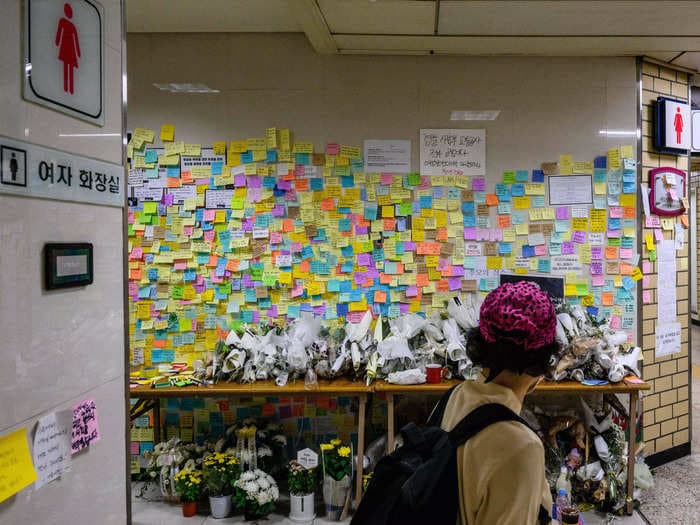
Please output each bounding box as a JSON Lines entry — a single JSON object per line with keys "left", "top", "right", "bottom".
{"left": 310, "top": 178, "right": 324, "bottom": 190}
{"left": 538, "top": 258, "right": 551, "bottom": 273}
{"left": 341, "top": 176, "right": 354, "bottom": 188}
{"left": 241, "top": 151, "right": 253, "bottom": 163}
{"left": 594, "top": 156, "right": 607, "bottom": 169}
{"left": 531, "top": 170, "right": 544, "bottom": 183}
{"left": 211, "top": 161, "right": 223, "bottom": 175}
{"left": 145, "top": 150, "right": 158, "bottom": 163}
{"left": 364, "top": 205, "right": 377, "bottom": 221}
{"left": 266, "top": 150, "right": 277, "bottom": 163}
{"left": 511, "top": 183, "right": 525, "bottom": 197}
{"left": 523, "top": 245, "right": 535, "bottom": 257}
{"left": 295, "top": 153, "right": 310, "bottom": 165}
{"left": 151, "top": 349, "right": 175, "bottom": 363}
{"left": 166, "top": 166, "right": 180, "bottom": 178}
{"left": 420, "top": 196, "right": 432, "bottom": 208}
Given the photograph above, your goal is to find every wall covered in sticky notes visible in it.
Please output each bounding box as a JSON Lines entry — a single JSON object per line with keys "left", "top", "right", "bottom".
{"left": 127, "top": 123, "right": 640, "bottom": 370}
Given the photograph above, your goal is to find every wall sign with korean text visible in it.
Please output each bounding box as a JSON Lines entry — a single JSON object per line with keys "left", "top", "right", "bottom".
{"left": 24, "top": 0, "right": 104, "bottom": 125}
{"left": 0, "top": 135, "right": 123, "bottom": 207}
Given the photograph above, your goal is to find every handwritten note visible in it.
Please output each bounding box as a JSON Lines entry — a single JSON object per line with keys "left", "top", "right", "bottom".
{"left": 33, "top": 411, "right": 72, "bottom": 489}
{"left": 420, "top": 129, "right": 485, "bottom": 176}
{"left": 71, "top": 399, "right": 100, "bottom": 454}
{"left": 0, "top": 428, "right": 37, "bottom": 502}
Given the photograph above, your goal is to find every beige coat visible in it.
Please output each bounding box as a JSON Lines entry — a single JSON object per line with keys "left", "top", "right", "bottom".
{"left": 440, "top": 380, "right": 553, "bottom": 525}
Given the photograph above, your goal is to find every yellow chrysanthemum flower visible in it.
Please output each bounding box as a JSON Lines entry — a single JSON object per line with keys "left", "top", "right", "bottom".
{"left": 320, "top": 443, "right": 334, "bottom": 451}
{"left": 330, "top": 439, "right": 342, "bottom": 446}
{"left": 338, "top": 446, "right": 351, "bottom": 457}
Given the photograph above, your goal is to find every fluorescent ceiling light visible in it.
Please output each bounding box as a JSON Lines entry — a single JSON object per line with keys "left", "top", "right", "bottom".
{"left": 59, "top": 132, "right": 121, "bottom": 137}
{"left": 450, "top": 110, "right": 500, "bottom": 121}
{"left": 153, "top": 83, "right": 220, "bottom": 94}
{"left": 598, "top": 129, "right": 640, "bottom": 137}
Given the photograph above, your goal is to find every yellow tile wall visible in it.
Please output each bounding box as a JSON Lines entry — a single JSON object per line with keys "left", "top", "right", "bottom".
{"left": 640, "top": 60, "right": 691, "bottom": 456}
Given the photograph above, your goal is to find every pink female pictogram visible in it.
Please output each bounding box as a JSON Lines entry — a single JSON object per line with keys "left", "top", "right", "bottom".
{"left": 674, "top": 106, "right": 684, "bottom": 144}
{"left": 55, "top": 3, "right": 81, "bottom": 95}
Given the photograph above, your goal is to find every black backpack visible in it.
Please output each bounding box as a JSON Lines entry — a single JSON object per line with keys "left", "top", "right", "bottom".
{"left": 352, "top": 386, "right": 551, "bottom": 525}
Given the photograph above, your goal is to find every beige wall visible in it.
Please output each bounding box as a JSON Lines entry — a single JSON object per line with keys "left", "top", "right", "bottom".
{"left": 0, "top": 1, "right": 126, "bottom": 523}
{"left": 640, "top": 60, "right": 691, "bottom": 456}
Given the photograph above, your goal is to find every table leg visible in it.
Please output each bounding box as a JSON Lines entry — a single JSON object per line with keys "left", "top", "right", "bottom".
{"left": 153, "top": 400, "right": 161, "bottom": 443}
{"left": 626, "top": 391, "right": 638, "bottom": 515}
{"left": 356, "top": 393, "right": 367, "bottom": 506}
{"left": 387, "top": 393, "right": 395, "bottom": 454}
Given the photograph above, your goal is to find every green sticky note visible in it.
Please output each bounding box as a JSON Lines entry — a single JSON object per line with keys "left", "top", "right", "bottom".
{"left": 648, "top": 250, "right": 657, "bottom": 262}
{"left": 407, "top": 173, "right": 421, "bottom": 186}
{"left": 143, "top": 201, "right": 157, "bottom": 214}
{"left": 576, "top": 283, "right": 589, "bottom": 296}
{"left": 399, "top": 202, "right": 413, "bottom": 216}
{"left": 262, "top": 274, "right": 277, "bottom": 286}
{"left": 607, "top": 237, "right": 621, "bottom": 247}
{"left": 231, "top": 197, "right": 244, "bottom": 210}
{"left": 178, "top": 318, "right": 192, "bottom": 332}
{"left": 502, "top": 171, "right": 516, "bottom": 184}
{"left": 172, "top": 286, "right": 184, "bottom": 299}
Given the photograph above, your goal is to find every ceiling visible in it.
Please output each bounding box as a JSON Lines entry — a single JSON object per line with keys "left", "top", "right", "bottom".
{"left": 126, "top": 0, "right": 700, "bottom": 71}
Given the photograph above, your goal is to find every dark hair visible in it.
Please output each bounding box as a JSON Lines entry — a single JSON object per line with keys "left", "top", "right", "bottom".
{"left": 466, "top": 327, "right": 560, "bottom": 382}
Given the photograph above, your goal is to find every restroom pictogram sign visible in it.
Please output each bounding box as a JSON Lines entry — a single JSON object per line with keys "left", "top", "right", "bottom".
{"left": 24, "top": 0, "right": 104, "bottom": 125}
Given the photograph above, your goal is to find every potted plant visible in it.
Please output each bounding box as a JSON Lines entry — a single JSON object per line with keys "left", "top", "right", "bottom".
{"left": 233, "top": 469, "right": 280, "bottom": 521}
{"left": 288, "top": 460, "right": 316, "bottom": 522}
{"left": 203, "top": 452, "right": 240, "bottom": 518}
{"left": 320, "top": 440, "right": 352, "bottom": 521}
{"left": 173, "top": 469, "right": 203, "bottom": 517}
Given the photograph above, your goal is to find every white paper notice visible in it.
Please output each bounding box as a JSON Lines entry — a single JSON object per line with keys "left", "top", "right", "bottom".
{"left": 657, "top": 240, "right": 677, "bottom": 324}
{"left": 655, "top": 322, "right": 682, "bottom": 358}
{"left": 675, "top": 223, "right": 685, "bottom": 250}
{"left": 363, "top": 140, "right": 411, "bottom": 173}
{"left": 419, "top": 129, "right": 485, "bottom": 176}
{"left": 204, "top": 189, "right": 234, "bottom": 209}
{"left": 33, "top": 410, "right": 73, "bottom": 490}
{"left": 548, "top": 175, "right": 593, "bottom": 205}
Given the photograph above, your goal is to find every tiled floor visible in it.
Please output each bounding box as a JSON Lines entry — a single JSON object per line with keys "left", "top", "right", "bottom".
{"left": 132, "top": 327, "right": 700, "bottom": 524}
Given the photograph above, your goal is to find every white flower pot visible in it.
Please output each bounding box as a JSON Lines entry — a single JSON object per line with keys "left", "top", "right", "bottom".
{"left": 289, "top": 492, "right": 315, "bottom": 522}
{"left": 209, "top": 495, "right": 232, "bottom": 519}
{"left": 323, "top": 475, "right": 351, "bottom": 521}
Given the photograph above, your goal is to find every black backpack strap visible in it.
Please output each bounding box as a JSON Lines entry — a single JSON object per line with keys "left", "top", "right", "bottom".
{"left": 448, "top": 402, "right": 534, "bottom": 446}
{"left": 426, "top": 384, "right": 461, "bottom": 427}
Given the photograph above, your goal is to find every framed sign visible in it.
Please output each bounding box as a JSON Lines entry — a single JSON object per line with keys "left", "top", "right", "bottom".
{"left": 44, "top": 243, "right": 93, "bottom": 290}
{"left": 649, "top": 167, "right": 686, "bottom": 216}
{"left": 654, "top": 97, "right": 690, "bottom": 154}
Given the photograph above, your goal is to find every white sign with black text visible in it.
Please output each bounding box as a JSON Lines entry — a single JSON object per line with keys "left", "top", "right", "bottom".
{"left": 419, "top": 129, "right": 486, "bottom": 176}
{"left": 0, "top": 135, "right": 123, "bottom": 207}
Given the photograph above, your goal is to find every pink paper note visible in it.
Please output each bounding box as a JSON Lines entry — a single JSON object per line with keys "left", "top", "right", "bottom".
{"left": 203, "top": 209, "right": 215, "bottom": 222}
{"left": 534, "top": 244, "right": 547, "bottom": 256}
{"left": 654, "top": 229, "right": 664, "bottom": 241}
{"left": 555, "top": 207, "right": 570, "bottom": 220}
{"left": 642, "top": 290, "right": 652, "bottom": 304}
{"left": 572, "top": 231, "right": 586, "bottom": 243}
{"left": 381, "top": 173, "right": 394, "bottom": 185}
{"left": 472, "top": 177, "right": 486, "bottom": 191}
{"left": 591, "top": 275, "right": 605, "bottom": 286}
{"left": 72, "top": 398, "right": 100, "bottom": 454}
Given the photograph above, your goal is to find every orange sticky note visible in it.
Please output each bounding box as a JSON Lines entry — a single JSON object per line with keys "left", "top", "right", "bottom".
{"left": 166, "top": 177, "right": 181, "bottom": 188}
{"left": 321, "top": 198, "right": 335, "bottom": 211}
{"left": 295, "top": 178, "right": 309, "bottom": 191}
{"left": 435, "top": 228, "right": 448, "bottom": 241}
{"left": 485, "top": 194, "right": 499, "bottom": 206}
{"left": 206, "top": 255, "right": 218, "bottom": 267}
{"left": 379, "top": 273, "right": 393, "bottom": 285}
{"left": 601, "top": 292, "right": 614, "bottom": 306}
{"left": 226, "top": 259, "right": 240, "bottom": 272}
{"left": 299, "top": 260, "right": 310, "bottom": 273}
{"left": 605, "top": 247, "right": 618, "bottom": 259}
{"left": 416, "top": 274, "right": 429, "bottom": 287}
{"left": 282, "top": 219, "right": 294, "bottom": 232}
{"left": 373, "top": 291, "right": 387, "bottom": 303}
{"left": 497, "top": 215, "right": 511, "bottom": 228}
{"left": 436, "top": 280, "right": 450, "bottom": 292}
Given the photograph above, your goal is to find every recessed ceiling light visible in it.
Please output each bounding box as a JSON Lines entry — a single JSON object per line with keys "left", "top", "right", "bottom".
{"left": 153, "top": 83, "right": 220, "bottom": 94}
{"left": 450, "top": 110, "right": 500, "bottom": 121}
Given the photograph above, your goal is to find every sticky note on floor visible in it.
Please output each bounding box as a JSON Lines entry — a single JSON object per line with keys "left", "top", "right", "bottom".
{"left": 0, "top": 428, "right": 38, "bottom": 502}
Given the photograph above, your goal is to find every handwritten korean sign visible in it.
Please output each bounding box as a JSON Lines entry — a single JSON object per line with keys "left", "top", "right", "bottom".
{"left": 71, "top": 399, "right": 100, "bottom": 454}
{"left": 420, "top": 129, "right": 485, "bottom": 176}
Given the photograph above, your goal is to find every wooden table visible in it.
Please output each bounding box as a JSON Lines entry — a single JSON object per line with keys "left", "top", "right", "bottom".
{"left": 375, "top": 378, "right": 650, "bottom": 515}
{"left": 131, "top": 379, "right": 371, "bottom": 505}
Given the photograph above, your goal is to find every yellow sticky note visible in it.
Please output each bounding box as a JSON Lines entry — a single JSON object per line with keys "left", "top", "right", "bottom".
{"left": 143, "top": 201, "right": 157, "bottom": 215}
{"left": 265, "top": 128, "right": 277, "bottom": 149}
{"left": 160, "top": 124, "right": 175, "bottom": 142}
{"left": 559, "top": 154, "right": 573, "bottom": 175}
{"left": 212, "top": 141, "right": 226, "bottom": 155}
{"left": 607, "top": 147, "right": 620, "bottom": 169}
{"left": 631, "top": 267, "right": 643, "bottom": 281}
{"left": 0, "top": 428, "right": 37, "bottom": 503}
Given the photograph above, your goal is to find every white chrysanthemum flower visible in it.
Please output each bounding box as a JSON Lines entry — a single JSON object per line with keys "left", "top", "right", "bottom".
{"left": 244, "top": 481, "right": 260, "bottom": 494}
{"left": 154, "top": 443, "right": 165, "bottom": 454}
{"left": 270, "top": 486, "right": 279, "bottom": 500}
{"left": 257, "top": 477, "right": 270, "bottom": 490}
{"left": 272, "top": 435, "right": 286, "bottom": 446}
{"left": 184, "top": 459, "right": 196, "bottom": 471}
{"left": 240, "top": 470, "right": 255, "bottom": 482}
{"left": 257, "top": 445, "right": 272, "bottom": 458}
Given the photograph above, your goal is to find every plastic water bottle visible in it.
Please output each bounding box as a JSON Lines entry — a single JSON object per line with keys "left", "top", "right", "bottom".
{"left": 556, "top": 466, "right": 571, "bottom": 495}
{"left": 555, "top": 489, "right": 570, "bottom": 523}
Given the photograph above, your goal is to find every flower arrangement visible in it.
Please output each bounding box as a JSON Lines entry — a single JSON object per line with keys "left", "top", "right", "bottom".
{"left": 203, "top": 452, "right": 240, "bottom": 496}
{"left": 233, "top": 469, "right": 280, "bottom": 520}
{"left": 288, "top": 460, "right": 317, "bottom": 496}
{"left": 173, "top": 469, "right": 203, "bottom": 502}
{"left": 320, "top": 439, "right": 352, "bottom": 481}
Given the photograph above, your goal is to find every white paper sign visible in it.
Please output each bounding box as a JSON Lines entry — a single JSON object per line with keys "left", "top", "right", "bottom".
{"left": 132, "top": 187, "right": 163, "bottom": 202}
{"left": 363, "top": 140, "right": 411, "bottom": 173}
{"left": 205, "top": 189, "right": 234, "bottom": 209}
{"left": 167, "top": 185, "right": 197, "bottom": 204}
{"left": 548, "top": 175, "right": 593, "bottom": 205}
{"left": 655, "top": 322, "right": 681, "bottom": 357}
{"left": 657, "top": 240, "right": 677, "bottom": 324}
{"left": 33, "top": 410, "right": 73, "bottom": 490}
{"left": 551, "top": 255, "right": 583, "bottom": 274}
{"left": 181, "top": 148, "right": 225, "bottom": 169}
{"left": 297, "top": 448, "right": 318, "bottom": 469}
{"left": 420, "top": 129, "right": 485, "bottom": 176}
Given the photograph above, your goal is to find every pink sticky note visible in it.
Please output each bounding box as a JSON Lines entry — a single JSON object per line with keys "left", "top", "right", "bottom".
{"left": 555, "top": 207, "right": 570, "bottom": 220}
{"left": 72, "top": 398, "right": 100, "bottom": 454}
{"left": 381, "top": 173, "right": 393, "bottom": 185}
{"left": 645, "top": 216, "right": 661, "bottom": 228}
{"left": 130, "top": 441, "right": 140, "bottom": 454}
{"left": 607, "top": 229, "right": 620, "bottom": 238}
{"left": 270, "top": 232, "right": 282, "bottom": 244}
{"left": 173, "top": 261, "right": 187, "bottom": 270}
{"left": 609, "top": 316, "right": 621, "bottom": 329}
{"left": 655, "top": 229, "right": 664, "bottom": 241}
{"left": 203, "top": 209, "right": 216, "bottom": 222}
{"left": 234, "top": 174, "right": 246, "bottom": 187}
{"left": 643, "top": 290, "right": 652, "bottom": 304}
{"left": 203, "top": 230, "right": 215, "bottom": 241}
{"left": 472, "top": 177, "right": 486, "bottom": 191}
{"left": 572, "top": 231, "right": 586, "bottom": 243}
{"left": 464, "top": 228, "right": 477, "bottom": 240}
{"left": 562, "top": 242, "right": 575, "bottom": 254}
{"left": 406, "top": 285, "right": 418, "bottom": 297}
{"left": 642, "top": 261, "right": 652, "bottom": 273}
{"left": 609, "top": 206, "right": 623, "bottom": 218}
{"left": 591, "top": 247, "right": 603, "bottom": 260}
{"left": 326, "top": 143, "right": 339, "bottom": 155}
{"left": 591, "top": 275, "right": 605, "bottom": 286}
{"left": 534, "top": 244, "right": 547, "bottom": 256}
